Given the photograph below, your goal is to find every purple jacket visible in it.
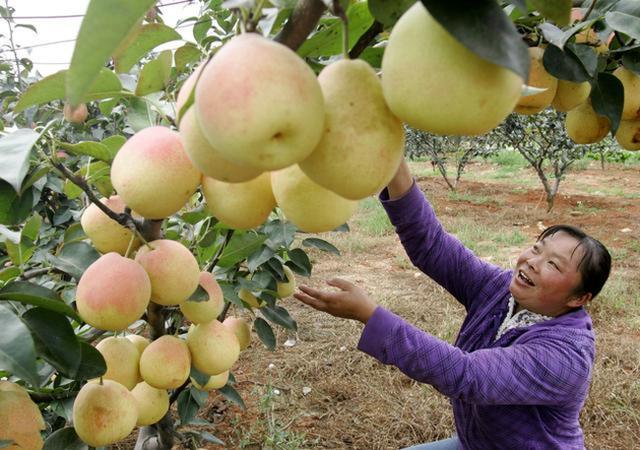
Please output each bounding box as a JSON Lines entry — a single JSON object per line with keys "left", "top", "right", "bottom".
{"left": 357, "top": 183, "right": 594, "bottom": 450}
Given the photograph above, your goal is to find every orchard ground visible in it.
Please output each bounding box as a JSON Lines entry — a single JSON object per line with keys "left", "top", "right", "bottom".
{"left": 133, "top": 154, "right": 639, "bottom": 449}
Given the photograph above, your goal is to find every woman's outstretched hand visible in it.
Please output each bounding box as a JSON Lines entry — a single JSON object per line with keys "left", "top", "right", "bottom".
{"left": 294, "top": 278, "right": 378, "bottom": 324}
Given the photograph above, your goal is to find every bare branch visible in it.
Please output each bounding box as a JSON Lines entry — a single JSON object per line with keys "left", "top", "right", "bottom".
{"left": 274, "top": 0, "right": 326, "bottom": 50}
{"left": 349, "top": 21, "right": 383, "bottom": 59}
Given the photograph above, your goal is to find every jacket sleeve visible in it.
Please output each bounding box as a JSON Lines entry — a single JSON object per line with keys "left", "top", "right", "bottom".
{"left": 358, "top": 307, "right": 594, "bottom": 406}
{"left": 380, "top": 182, "right": 506, "bottom": 310}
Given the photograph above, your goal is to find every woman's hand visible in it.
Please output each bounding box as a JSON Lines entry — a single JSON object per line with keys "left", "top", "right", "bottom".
{"left": 294, "top": 278, "right": 377, "bottom": 324}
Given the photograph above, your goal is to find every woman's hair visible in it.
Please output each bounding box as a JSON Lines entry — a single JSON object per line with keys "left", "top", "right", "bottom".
{"left": 537, "top": 224, "right": 611, "bottom": 299}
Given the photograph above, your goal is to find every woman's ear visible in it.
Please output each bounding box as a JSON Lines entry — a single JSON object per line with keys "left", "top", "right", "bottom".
{"left": 568, "top": 292, "right": 592, "bottom": 308}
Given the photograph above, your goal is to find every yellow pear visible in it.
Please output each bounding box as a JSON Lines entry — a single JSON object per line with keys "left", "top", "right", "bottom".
{"left": 176, "top": 64, "right": 204, "bottom": 118}
{"left": 201, "top": 172, "right": 276, "bottom": 229}
{"left": 95, "top": 336, "right": 141, "bottom": 390}
{"left": 299, "top": 59, "right": 404, "bottom": 200}
{"left": 0, "top": 382, "right": 45, "bottom": 450}
{"left": 195, "top": 33, "right": 325, "bottom": 170}
{"left": 63, "top": 102, "right": 88, "bottom": 123}
{"left": 515, "top": 47, "right": 558, "bottom": 115}
{"left": 72, "top": 380, "right": 138, "bottom": 447}
{"left": 111, "top": 126, "right": 201, "bottom": 219}
{"left": 276, "top": 265, "right": 296, "bottom": 299}
{"left": 134, "top": 239, "right": 200, "bottom": 306}
{"left": 271, "top": 164, "right": 358, "bottom": 233}
{"left": 238, "top": 287, "right": 265, "bottom": 308}
{"left": 574, "top": 28, "right": 609, "bottom": 54}
{"left": 191, "top": 371, "right": 229, "bottom": 391}
{"left": 186, "top": 320, "right": 240, "bottom": 376}
{"left": 139, "top": 335, "right": 191, "bottom": 389}
{"left": 126, "top": 334, "right": 151, "bottom": 355}
{"left": 381, "top": 2, "right": 523, "bottom": 135}
{"left": 76, "top": 252, "right": 151, "bottom": 331}
{"left": 180, "top": 272, "right": 225, "bottom": 324}
{"left": 565, "top": 102, "right": 610, "bottom": 144}
{"left": 180, "top": 108, "right": 262, "bottom": 183}
{"left": 130, "top": 382, "right": 169, "bottom": 426}
{"left": 551, "top": 80, "right": 591, "bottom": 112}
{"left": 615, "top": 120, "right": 640, "bottom": 150}
{"left": 80, "top": 195, "right": 141, "bottom": 255}
{"left": 222, "top": 316, "right": 252, "bottom": 350}
{"left": 613, "top": 66, "right": 640, "bottom": 120}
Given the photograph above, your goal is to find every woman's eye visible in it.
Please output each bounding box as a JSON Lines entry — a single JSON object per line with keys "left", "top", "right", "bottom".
{"left": 548, "top": 261, "right": 558, "bottom": 269}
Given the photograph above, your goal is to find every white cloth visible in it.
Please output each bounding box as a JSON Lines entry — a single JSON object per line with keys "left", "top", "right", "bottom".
{"left": 494, "top": 296, "right": 553, "bottom": 341}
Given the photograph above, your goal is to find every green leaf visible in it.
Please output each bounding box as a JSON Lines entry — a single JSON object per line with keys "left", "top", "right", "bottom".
{"left": 22, "top": 214, "right": 41, "bottom": 242}
{"left": 0, "top": 182, "right": 36, "bottom": 226}
{"left": 135, "top": 50, "right": 173, "bottom": 96}
{"left": 63, "top": 179, "right": 84, "bottom": 200}
{"left": 302, "top": 238, "right": 340, "bottom": 255}
{"left": 22, "top": 308, "right": 82, "bottom": 378}
{"left": 0, "top": 129, "right": 39, "bottom": 194}
{"left": 64, "top": 223, "right": 87, "bottom": 244}
{"left": 263, "top": 219, "right": 296, "bottom": 250}
{"left": 59, "top": 141, "right": 113, "bottom": 162}
{"left": 606, "top": 11, "right": 640, "bottom": 41}
{"left": 47, "top": 241, "right": 100, "bottom": 281}
{"left": 113, "top": 23, "right": 181, "bottom": 73}
{"left": 190, "top": 365, "right": 210, "bottom": 387}
{"left": 298, "top": 3, "right": 375, "bottom": 57}
{"left": 187, "top": 284, "right": 209, "bottom": 303}
{"left": 621, "top": 49, "right": 640, "bottom": 75}
{"left": 218, "top": 384, "right": 246, "bottom": 409}
{"left": 5, "top": 238, "right": 35, "bottom": 266}
{"left": 0, "top": 267, "right": 21, "bottom": 284}
{"left": 590, "top": 72, "right": 624, "bottom": 136}
{"left": 254, "top": 317, "right": 275, "bottom": 350}
{"left": 260, "top": 305, "right": 297, "bottom": 331}
{"left": 287, "top": 248, "right": 311, "bottom": 277}
{"left": 0, "top": 281, "right": 80, "bottom": 321}
{"left": 177, "top": 389, "right": 200, "bottom": 425}
{"left": 216, "top": 233, "right": 268, "bottom": 268}
{"left": 175, "top": 43, "right": 202, "bottom": 72}
{"left": 0, "top": 305, "right": 39, "bottom": 386}
{"left": 75, "top": 341, "right": 106, "bottom": 380}
{"left": 67, "top": 0, "right": 156, "bottom": 106}
{"left": 219, "top": 281, "right": 243, "bottom": 307}
{"left": 100, "top": 135, "right": 127, "bottom": 159}
{"left": 247, "top": 246, "right": 275, "bottom": 273}
{"left": 0, "top": 224, "right": 20, "bottom": 244}
{"left": 420, "top": 0, "right": 530, "bottom": 81}
{"left": 528, "top": 0, "right": 571, "bottom": 27}
{"left": 368, "top": 0, "right": 416, "bottom": 27}
{"left": 542, "top": 44, "right": 595, "bottom": 82}
{"left": 15, "top": 69, "right": 122, "bottom": 113}
{"left": 43, "top": 427, "right": 88, "bottom": 450}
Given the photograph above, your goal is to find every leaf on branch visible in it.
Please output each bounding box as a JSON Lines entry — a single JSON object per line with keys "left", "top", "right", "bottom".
{"left": 187, "top": 284, "right": 209, "bottom": 303}
{"left": 43, "top": 427, "right": 86, "bottom": 450}
{"left": 528, "top": 0, "right": 572, "bottom": 27}
{"left": 590, "top": 72, "right": 624, "bottom": 136}
{"left": 302, "top": 237, "right": 340, "bottom": 255}
{"left": 0, "top": 305, "right": 39, "bottom": 387}
{"left": 605, "top": 11, "right": 640, "bottom": 41}
{"left": 254, "top": 317, "right": 276, "bottom": 350}
{"left": 0, "top": 281, "right": 80, "bottom": 321}
{"left": 218, "top": 384, "right": 246, "bottom": 409}
{"left": 47, "top": 241, "right": 101, "bottom": 282}
{"left": 0, "top": 129, "right": 40, "bottom": 194}
{"left": 113, "top": 23, "right": 181, "bottom": 73}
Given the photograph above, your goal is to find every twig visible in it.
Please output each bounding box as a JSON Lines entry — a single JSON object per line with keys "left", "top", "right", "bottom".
{"left": 582, "top": 0, "right": 597, "bottom": 21}
{"left": 274, "top": 0, "right": 326, "bottom": 50}
{"left": 349, "top": 21, "right": 383, "bottom": 59}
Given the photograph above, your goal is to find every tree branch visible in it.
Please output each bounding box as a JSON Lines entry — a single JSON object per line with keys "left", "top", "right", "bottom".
{"left": 348, "top": 21, "right": 383, "bottom": 59}
{"left": 274, "top": 0, "right": 326, "bottom": 50}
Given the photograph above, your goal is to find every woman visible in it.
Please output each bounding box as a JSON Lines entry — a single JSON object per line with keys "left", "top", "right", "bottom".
{"left": 294, "top": 160, "right": 611, "bottom": 450}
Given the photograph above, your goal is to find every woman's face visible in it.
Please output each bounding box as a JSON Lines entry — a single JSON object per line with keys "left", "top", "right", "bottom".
{"left": 509, "top": 231, "right": 591, "bottom": 317}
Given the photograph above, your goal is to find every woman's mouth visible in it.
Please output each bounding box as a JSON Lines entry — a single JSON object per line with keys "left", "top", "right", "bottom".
{"left": 517, "top": 270, "right": 535, "bottom": 286}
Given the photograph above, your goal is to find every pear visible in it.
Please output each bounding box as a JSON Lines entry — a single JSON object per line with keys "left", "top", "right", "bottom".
{"left": 552, "top": 80, "right": 591, "bottom": 112}
{"left": 222, "top": 317, "right": 252, "bottom": 350}
{"left": 139, "top": 335, "right": 191, "bottom": 389}
{"left": 271, "top": 164, "right": 358, "bottom": 233}
{"left": 201, "top": 172, "right": 276, "bottom": 230}
{"left": 191, "top": 371, "right": 229, "bottom": 391}
{"left": 615, "top": 120, "right": 640, "bottom": 150}
{"left": 515, "top": 47, "right": 558, "bottom": 115}
{"left": 80, "top": 195, "right": 141, "bottom": 255}
{"left": 187, "top": 320, "right": 240, "bottom": 376}
{"left": 565, "top": 102, "right": 610, "bottom": 144}
{"left": 613, "top": 66, "right": 640, "bottom": 120}
{"left": 299, "top": 59, "right": 404, "bottom": 200}
{"left": 276, "top": 265, "right": 296, "bottom": 299}
{"left": 131, "top": 382, "right": 169, "bottom": 426}
{"left": 195, "top": 33, "right": 325, "bottom": 170}
{"left": 0, "top": 382, "right": 45, "bottom": 450}
{"left": 95, "top": 336, "right": 141, "bottom": 390}
{"left": 180, "top": 272, "right": 225, "bottom": 324}
{"left": 72, "top": 380, "right": 138, "bottom": 447}
{"left": 238, "top": 287, "right": 265, "bottom": 308}
{"left": 381, "top": 2, "right": 523, "bottom": 135}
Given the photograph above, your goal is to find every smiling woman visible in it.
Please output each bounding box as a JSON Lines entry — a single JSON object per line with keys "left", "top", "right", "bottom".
{"left": 294, "top": 159, "right": 612, "bottom": 450}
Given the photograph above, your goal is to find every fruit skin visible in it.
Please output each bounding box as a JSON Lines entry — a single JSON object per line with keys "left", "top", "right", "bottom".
{"left": 552, "top": 80, "right": 591, "bottom": 112}
{"left": 0, "top": 381, "right": 45, "bottom": 450}
{"left": 72, "top": 380, "right": 138, "bottom": 447}
{"left": 134, "top": 239, "right": 200, "bottom": 306}
{"left": 195, "top": 33, "right": 325, "bottom": 171}
{"left": 201, "top": 173, "right": 276, "bottom": 230}
{"left": 111, "top": 126, "right": 201, "bottom": 219}
{"left": 179, "top": 271, "right": 225, "bottom": 324}
{"left": 63, "top": 102, "right": 88, "bottom": 123}
{"left": 276, "top": 265, "right": 296, "bottom": 299}
{"left": 613, "top": 66, "right": 640, "bottom": 120}
{"left": 381, "top": 2, "right": 523, "bottom": 135}
{"left": 80, "top": 195, "right": 141, "bottom": 255}
{"left": 565, "top": 102, "right": 610, "bottom": 144}
{"left": 131, "top": 382, "right": 170, "bottom": 426}
{"left": 187, "top": 320, "right": 240, "bottom": 376}
{"left": 76, "top": 252, "right": 151, "bottom": 331}
{"left": 271, "top": 164, "right": 358, "bottom": 233}
{"left": 95, "top": 336, "right": 141, "bottom": 390}
{"left": 139, "top": 335, "right": 191, "bottom": 389}
{"left": 126, "top": 334, "right": 151, "bottom": 355}
{"left": 191, "top": 371, "right": 229, "bottom": 391}
{"left": 222, "top": 317, "right": 252, "bottom": 350}
{"left": 615, "top": 120, "right": 640, "bottom": 151}
{"left": 514, "top": 47, "right": 558, "bottom": 115}
{"left": 238, "top": 287, "right": 265, "bottom": 308}
{"left": 299, "top": 59, "right": 405, "bottom": 200}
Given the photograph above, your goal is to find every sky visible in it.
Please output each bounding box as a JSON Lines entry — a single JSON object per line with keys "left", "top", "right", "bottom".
{"left": 1, "top": 0, "right": 201, "bottom": 76}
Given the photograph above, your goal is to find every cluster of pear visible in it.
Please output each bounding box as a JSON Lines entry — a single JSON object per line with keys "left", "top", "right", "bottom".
{"left": 0, "top": 381, "right": 45, "bottom": 449}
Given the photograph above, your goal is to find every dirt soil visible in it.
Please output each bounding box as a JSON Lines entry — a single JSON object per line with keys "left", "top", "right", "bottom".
{"left": 173, "top": 162, "right": 640, "bottom": 450}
